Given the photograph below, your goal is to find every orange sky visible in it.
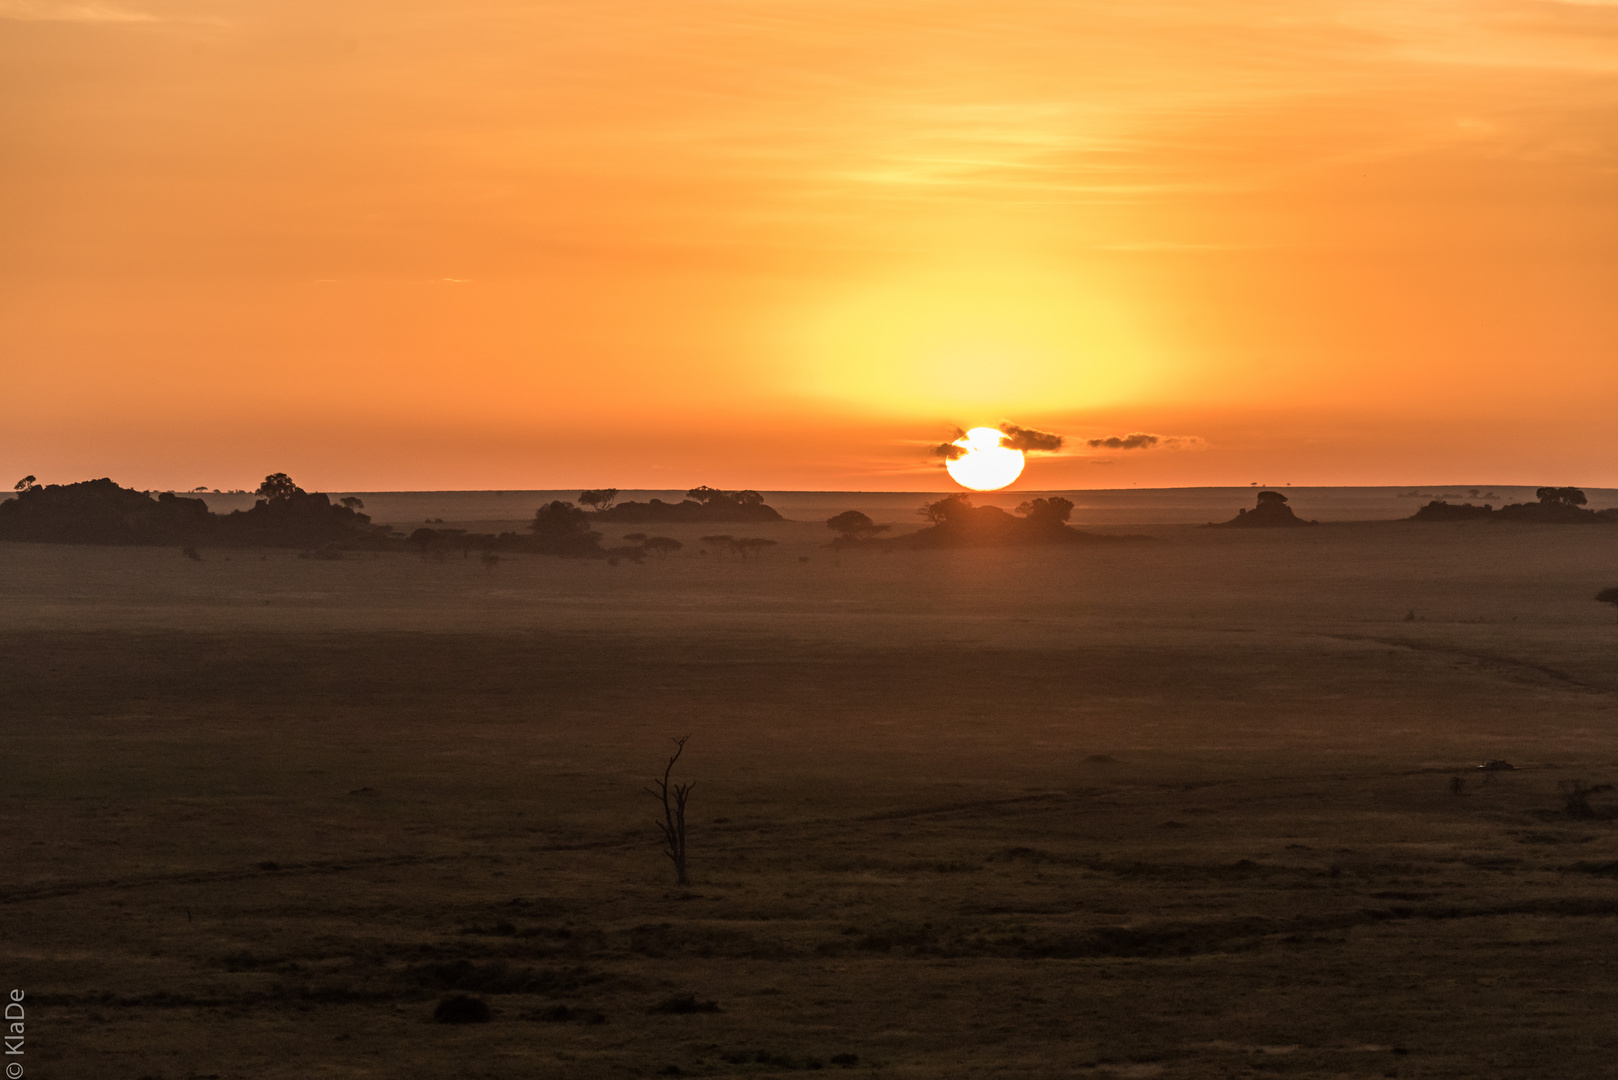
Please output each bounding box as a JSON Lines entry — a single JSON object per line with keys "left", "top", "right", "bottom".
{"left": 3, "top": 0, "right": 1616, "bottom": 491}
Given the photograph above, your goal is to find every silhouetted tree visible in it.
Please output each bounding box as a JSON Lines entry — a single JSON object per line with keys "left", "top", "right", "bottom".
{"left": 13, "top": 476, "right": 36, "bottom": 492}
{"left": 917, "top": 493, "right": 973, "bottom": 525}
{"left": 735, "top": 537, "right": 777, "bottom": 560}
{"left": 579, "top": 488, "right": 620, "bottom": 513}
{"left": 1537, "top": 487, "right": 1588, "bottom": 507}
{"left": 256, "top": 473, "right": 304, "bottom": 501}
{"left": 1597, "top": 587, "right": 1618, "bottom": 623}
{"left": 826, "top": 510, "right": 890, "bottom": 540}
{"left": 700, "top": 534, "right": 735, "bottom": 556}
{"left": 687, "top": 486, "right": 723, "bottom": 504}
{"left": 532, "top": 500, "right": 591, "bottom": 537}
{"left": 646, "top": 736, "right": 694, "bottom": 886}
{"left": 339, "top": 496, "right": 365, "bottom": 510}
{"left": 733, "top": 490, "right": 764, "bottom": 507}
{"left": 642, "top": 536, "right": 683, "bottom": 558}
{"left": 1016, "top": 497, "right": 1075, "bottom": 525}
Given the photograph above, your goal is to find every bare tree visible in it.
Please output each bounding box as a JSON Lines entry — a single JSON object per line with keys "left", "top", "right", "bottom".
{"left": 646, "top": 737, "right": 694, "bottom": 886}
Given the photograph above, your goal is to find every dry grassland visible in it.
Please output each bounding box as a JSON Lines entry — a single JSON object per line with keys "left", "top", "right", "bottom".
{"left": 3, "top": 517, "right": 1617, "bottom": 1078}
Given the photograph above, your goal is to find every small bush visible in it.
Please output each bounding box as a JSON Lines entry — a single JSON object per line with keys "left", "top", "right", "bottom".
{"left": 433, "top": 994, "right": 492, "bottom": 1024}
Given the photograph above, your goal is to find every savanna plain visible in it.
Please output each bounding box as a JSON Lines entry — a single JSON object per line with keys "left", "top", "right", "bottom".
{"left": 5, "top": 502, "right": 1618, "bottom": 1079}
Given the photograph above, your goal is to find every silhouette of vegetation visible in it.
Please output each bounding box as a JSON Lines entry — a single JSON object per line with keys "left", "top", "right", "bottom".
{"left": 598, "top": 486, "right": 784, "bottom": 524}
{"left": 1597, "top": 587, "right": 1618, "bottom": 623}
{"left": 1411, "top": 487, "right": 1614, "bottom": 524}
{"left": 734, "top": 537, "right": 777, "bottom": 560}
{"left": 826, "top": 510, "right": 890, "bottom": 543}
{"left": 879, "top": 494, "right": 1144, "bottom": 549}
{"left": 647, "top": 736, "right": 694, "bottom": 887}
{"left": 256, "top": 472, "right": 303, "bottom": 500}
{"left": 642, "top": 536, "right": 683, "bottom": 558}
{"left": 1211, "top": 490, "right": 1316, "bottom": 528}
{"left": 528, "top": 500, "right": 607, "bottom": 557}
{"left": 578, "top": 488, "right": 620, "bottom": 513}
{"left": 13, "top": 475, "right": 36, "bottom": 492}
{"left": 339, "top": 496, "right": 364, "bottom": 510}
{"left": 0, "top": 478, "right": 221, "bottom": 545}
{"left": 0, "top": 474, "right": 380, "bottom": 551}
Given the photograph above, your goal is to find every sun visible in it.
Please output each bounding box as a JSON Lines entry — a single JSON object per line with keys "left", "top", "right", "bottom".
{"left": 944, "top": 427, "right": 1025, "bottom": 491}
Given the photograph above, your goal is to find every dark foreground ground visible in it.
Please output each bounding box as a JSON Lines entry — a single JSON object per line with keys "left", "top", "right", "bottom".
{"left": 2, "top": 521, "right": 1617, "bottom": 1078}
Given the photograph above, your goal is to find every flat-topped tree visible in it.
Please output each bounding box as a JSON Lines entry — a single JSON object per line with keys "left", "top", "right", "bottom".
{"left": 642, "top": 536, "right": 682, "bottom": 558}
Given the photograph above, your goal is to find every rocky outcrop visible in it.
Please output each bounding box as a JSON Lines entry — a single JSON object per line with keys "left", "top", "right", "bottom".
{"left": 1211, "top": 491, "right": 1316, "bottom": 528}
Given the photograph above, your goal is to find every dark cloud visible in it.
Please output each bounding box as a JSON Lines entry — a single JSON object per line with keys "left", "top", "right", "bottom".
{"left": 1083, "top": 432, "right": 1207, "bottom": 452}
{"left": 998, "top": 423, "right": 1064, "bottom": 453}
{"left": 930, "top": 426, "right": 968, "bottom": 461}
{"left": 1086, "top": 432, "right": 1160, "bottom": 450}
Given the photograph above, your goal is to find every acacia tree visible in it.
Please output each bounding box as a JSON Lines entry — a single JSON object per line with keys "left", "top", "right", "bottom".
{"left": 700, "top": 534, "right": 735, "bottom": 557}
{"left": 646, "top": 736, "right": 694, "bottom": 886}
{"left": 735, "top": 537, "right": 777, "bottom": 561}
{"left": 579, "top": 488, "right": 620, "bottom": 513}
{"left": 1597, "top": 587, "right": 1618, "bottom": 623}
{"left": 642, "top": 536, "right": 683, "bottom": 558}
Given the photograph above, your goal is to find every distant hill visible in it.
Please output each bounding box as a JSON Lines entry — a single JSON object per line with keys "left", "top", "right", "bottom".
{"left": 1210, "top": 491, "right": 1316, "bottom": 528}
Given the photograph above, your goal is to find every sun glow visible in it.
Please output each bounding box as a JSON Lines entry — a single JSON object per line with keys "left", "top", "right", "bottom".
{"left": 944, "top": 427, "right": 1025, "bottom": 491}
{"left": 795, "top": 263, "right": 1157, "bottom": 416}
